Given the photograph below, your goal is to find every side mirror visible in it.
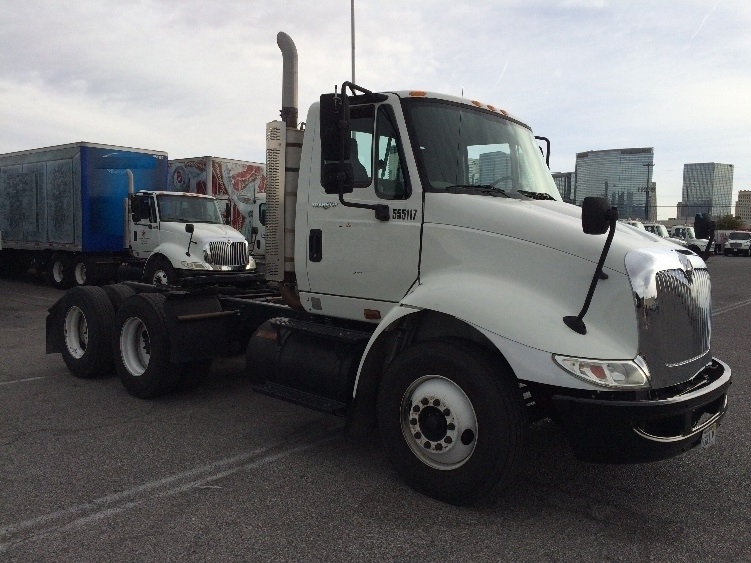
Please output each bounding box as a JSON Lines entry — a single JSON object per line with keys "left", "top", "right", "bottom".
{"left": 250, "top": 226, "right": 259, "bottom": 236}
{"left": 694, "top": 213, "right": 712, "bottom": 239}
{"left": 224, "top": 202, "right": 231, "bottom": 224}
{"left": 320, "top": 93, "right": 350, "bottom": 162}
{"left": 185, "top": 223, "right": 194, "bottom": 234}
{"left": 322, "top": 161, "right": 354, "bottom": 195}
{"left": 581, "top": 197, "right": 617, "bottom": 235}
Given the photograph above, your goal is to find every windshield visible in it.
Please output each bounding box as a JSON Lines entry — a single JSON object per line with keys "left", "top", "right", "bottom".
{"left": 729, "top": 232, "right": 750, "bottom": 240}
{"left": 654, "top": 225, "right": 669, "bottom": 237}
{"left": 157, "top": 194, "right": 223, "bottom": 224}
{"left": 401, "top": 98, "right": 560, "bottom": 200}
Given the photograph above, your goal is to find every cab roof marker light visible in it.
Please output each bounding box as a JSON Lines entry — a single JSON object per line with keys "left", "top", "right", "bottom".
{"left": 470, "top": 100, "right": 483, "bottom": 107}
{"left": 409, "top": 91, "right": 427, "bottom": 97}
{"left": 553, "top": 355, "right": 650, "bottom": 389}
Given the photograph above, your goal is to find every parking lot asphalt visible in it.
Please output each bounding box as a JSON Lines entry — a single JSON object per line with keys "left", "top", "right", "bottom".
{"left": 1, "top": 255, "right": 750, "bottom": 562}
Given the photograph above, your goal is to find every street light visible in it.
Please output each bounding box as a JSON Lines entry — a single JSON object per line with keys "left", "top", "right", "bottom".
{"left": 643, "top": 162, "right": 654, "bottom": 221}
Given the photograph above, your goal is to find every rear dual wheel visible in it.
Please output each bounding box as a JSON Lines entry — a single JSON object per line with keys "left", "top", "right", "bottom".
{"left": 377, "top": 339, "right": 527, "bottom": 506}
{"left": 57, "top": 286, "right": 115, "bottom": 378}
{"left": 114, "top": 293, "right": 211, "bottom": 398}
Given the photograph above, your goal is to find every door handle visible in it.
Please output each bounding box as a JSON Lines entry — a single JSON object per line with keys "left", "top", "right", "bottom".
{"left": 309, "top": 229, "right": 322, "bottom": 262}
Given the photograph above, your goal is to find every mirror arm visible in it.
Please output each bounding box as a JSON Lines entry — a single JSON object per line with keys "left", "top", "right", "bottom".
{"left": 563, "top": 208, "right": 618, "bottom": 335}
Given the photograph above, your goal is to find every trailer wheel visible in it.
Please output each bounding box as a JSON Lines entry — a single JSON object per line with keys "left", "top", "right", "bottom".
{"left": 115, "top": 293, "right": 182, "bottom": 398}
{"left": 47, "top": 254, "right": 74, "bottom": 289}
{"left": 58, "top": 286, "right": 116, "bottom": 378}
{"left": 376, "top": 339, "right": 527, "bottom": 506}
{"left": 144, "top": 258, "right": 175, "bottom": 286}
{"left": 72, "top": 256, "right": 93, "bottom": 286}
{"left": 102, "top": 283, "right": 137, "bottom": 314}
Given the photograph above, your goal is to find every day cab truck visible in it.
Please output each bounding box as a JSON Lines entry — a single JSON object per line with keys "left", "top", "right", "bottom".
{"left": 0, "top": 143, "right": 254, "bottom": 288}
{"left": 167, "top": 156, "right": 268, "bottom": 262}
{"left": 46, "top": 33, "right": 732, "bottom": 506}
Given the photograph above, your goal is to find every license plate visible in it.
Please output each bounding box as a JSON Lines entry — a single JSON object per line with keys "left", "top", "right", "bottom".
{"left": 701, "top": 423, "right": 717, "bottom": 449}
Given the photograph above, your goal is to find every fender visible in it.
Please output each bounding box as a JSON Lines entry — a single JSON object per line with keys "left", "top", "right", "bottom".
{"left": 354, "top": 265, "right": 640, "bottom": 398}
{"left": 148, "top": 241, "right": 197, "bottom": 270}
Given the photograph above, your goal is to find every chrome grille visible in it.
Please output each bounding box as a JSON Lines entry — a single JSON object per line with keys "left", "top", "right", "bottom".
{"left": 625, "top": 248, "right": 712, "bottom": 389}
{"left": 208, "top": 241, "right": 249, "bottom": 266}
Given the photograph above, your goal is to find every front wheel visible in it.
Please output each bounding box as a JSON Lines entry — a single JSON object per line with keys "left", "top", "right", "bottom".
{"left": 144, "top": 258, "right": 176, "bottom": 286}
{"left": 377, "top": 339, "right": 527, "bottom": 506}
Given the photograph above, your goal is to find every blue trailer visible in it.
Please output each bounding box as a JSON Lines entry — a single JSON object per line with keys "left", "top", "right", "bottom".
{"left": 0, "top": 142, "right": 168, "bottom": 287}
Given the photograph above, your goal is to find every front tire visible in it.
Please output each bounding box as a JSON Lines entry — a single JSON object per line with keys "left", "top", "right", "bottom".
{"left": 114, "top": 293, "right": 182, "bottom": 398}
{"left": 377, "top": 339, "right": 527, "bottom": 506}
{"left": 144, "top": 257, "right": 175, "bottom": 286}
{"left": 57, "top": 286, "right": 116, "bottom": 378}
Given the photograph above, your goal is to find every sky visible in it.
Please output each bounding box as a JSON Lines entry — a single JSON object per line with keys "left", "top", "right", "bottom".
{"left": 1, "top": 0, "right": 749, "bottom": 220}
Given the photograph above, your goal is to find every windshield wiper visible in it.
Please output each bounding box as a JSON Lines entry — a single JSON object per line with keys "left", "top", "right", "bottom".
{"left": 517, "top": 190, "right": 556, "bottom": 201}
{"left": 444, "top": 184, "right": 510, "bottom": 197}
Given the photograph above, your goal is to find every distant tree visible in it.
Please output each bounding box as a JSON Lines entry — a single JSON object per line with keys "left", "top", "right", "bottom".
{"left": 715, "top": 214, "right": 744, "bottom": 230}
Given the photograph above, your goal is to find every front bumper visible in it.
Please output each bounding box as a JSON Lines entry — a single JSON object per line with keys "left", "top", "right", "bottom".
{"left": 549, "top": 358, "right": 731, "bottom": 463}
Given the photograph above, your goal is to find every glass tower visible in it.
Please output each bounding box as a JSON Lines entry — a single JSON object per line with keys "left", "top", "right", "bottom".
{"left": 573, "top": 148, "right": 655, "bottom": 220}
{"left": 680, "top": 163, "right": 734, "bottom": 219}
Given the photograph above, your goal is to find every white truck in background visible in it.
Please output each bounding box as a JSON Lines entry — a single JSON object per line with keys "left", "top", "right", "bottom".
{"left": 46, "top": 33, "right": 731, "bottom": 506}
{"left": 669, "top": 225, "right": 714, "bottom": 255}
{"left": 0, "top": 143, "right": 254, "bottom": 288}
{"left": 168, "top": 157, "right": 267, "bottom": 264}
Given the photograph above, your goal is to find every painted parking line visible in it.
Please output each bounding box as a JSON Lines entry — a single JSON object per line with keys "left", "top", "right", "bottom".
{"left": 712, "top": 298, "right": 751, "bottom": 317}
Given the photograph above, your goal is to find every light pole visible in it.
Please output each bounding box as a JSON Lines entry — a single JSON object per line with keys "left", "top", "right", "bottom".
{"left": 643, "top": 162, "right": 654, "bottom": 221}
{"left": 351, "top": 0, "right": 356, "bottom": 83}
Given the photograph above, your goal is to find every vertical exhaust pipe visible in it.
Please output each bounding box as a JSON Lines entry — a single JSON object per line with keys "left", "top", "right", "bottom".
{"left": 277, "top": 32, "right": 298, "bottom": 128}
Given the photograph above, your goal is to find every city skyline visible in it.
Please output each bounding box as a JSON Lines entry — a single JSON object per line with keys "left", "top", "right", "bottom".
{"left": 1, "top": 1, "right": 749, "bottom": 219}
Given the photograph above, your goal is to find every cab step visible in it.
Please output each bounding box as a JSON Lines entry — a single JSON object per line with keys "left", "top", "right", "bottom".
{"left": 252, "top": 381, "right": 348, "bottom": 416}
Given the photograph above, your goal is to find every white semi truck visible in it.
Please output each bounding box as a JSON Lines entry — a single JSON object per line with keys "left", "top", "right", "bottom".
{"left": 0, "top": 143, "right": 255, "bottom": 287}
{"left": 46, "top": 33, "right": 731, "bottom": 506}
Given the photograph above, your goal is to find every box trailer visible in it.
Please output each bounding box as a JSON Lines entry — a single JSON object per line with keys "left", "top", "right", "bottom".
{"left": 0, "top": 143, "right": 253, "bottom": 287}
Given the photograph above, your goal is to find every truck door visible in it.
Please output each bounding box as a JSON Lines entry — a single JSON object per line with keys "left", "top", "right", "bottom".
{"left": 305, "top": 102, "right": 421, "bottom": 303}
{"left": 130, "top": 194, "right": 158, "bottom": 259}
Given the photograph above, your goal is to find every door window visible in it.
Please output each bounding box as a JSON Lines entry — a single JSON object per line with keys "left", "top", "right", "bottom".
{"left": 375, "top": 105, "right": 410, "bottom": 200}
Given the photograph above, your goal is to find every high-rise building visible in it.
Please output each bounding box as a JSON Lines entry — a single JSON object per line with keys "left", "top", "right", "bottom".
{"left": 736, "top": 190, "right": 751, "bottom": 225}
{"left": 678, "top": 163, "right": 734, "bottom": 219}
{"left": 573, "top": 147, "right": 655, "bottom": 220}
{"left": 552, "top": 172, "right": 574, "bottom": 203}
{"left": 479, "top": 151, "right": 510, "bottom": 186}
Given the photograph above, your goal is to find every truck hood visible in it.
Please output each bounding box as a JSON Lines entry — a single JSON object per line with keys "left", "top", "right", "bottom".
{"left": 160, "top": 221, "right": 246, "bottom": 241}
{"left": 423, "top": 194, "right": 673, "bottom": 274}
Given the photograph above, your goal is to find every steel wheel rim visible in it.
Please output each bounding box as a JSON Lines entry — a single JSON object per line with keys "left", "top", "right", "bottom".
{"left": 152, "top": 269, "right": 169, "bottom": 285}
{"left": 64, "top": 306, "right": 88, "bottom": 359}
{"left": 120, "top": 317, "right": 150, "bottom": 376}
{"left": 52, "top": 261, "right": 65, "bottom": 283}
{"left": 74, "top": 262, "right": 87, "bottom": 285}
{"left": 400, "top": 375, "right": 478, "bottom": 470}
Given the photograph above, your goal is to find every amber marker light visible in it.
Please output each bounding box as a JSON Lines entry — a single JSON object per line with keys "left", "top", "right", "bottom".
{"left": 409, "top": 91, "right": 427, "bottom": 97}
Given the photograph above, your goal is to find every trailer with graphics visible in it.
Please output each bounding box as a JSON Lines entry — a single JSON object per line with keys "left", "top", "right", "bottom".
{"left": 0, "top": 143, "right": 254, "bottom": 288}
{"left": 46, "top": 33, "right": 732, "bottom": 506}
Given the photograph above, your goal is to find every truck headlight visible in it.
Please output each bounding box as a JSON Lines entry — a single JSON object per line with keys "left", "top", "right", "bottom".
{"left": 553, "top": 355, "right": 650, "bottom": 388}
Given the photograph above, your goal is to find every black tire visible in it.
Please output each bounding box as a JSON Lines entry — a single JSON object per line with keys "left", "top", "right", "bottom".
{"left": 57, "top": 286, "right": 116, "bottom": 378}
{"left": 46, "top": 253, "right": 74, "bottom": 289}
{"left": 377, "top": 339, "right": 527, "bottom": 506}
{"left": 724, "top": 249, "right": 730, "bottom": 256}
{"left": 114, "top": 293, "right": 182, "bottom": 399}
{"left": 102, "top": 283, "right": 137, "bottom": 314}
{"left": 144, "top": 257, "right": 176, "bottom": 286}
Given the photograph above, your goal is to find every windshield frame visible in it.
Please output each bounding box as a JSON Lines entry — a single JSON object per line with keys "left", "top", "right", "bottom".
{"left": 400, "top": 97, "right": 561, "bottom": 201}
{"left": 156, "top": 194, "right": 224, "bottom": 224}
